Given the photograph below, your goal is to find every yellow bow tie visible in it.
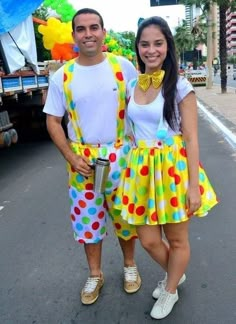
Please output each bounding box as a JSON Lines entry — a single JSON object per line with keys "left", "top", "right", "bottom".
{"left": 138, "top": 70, "right": 165, "bottom": 92}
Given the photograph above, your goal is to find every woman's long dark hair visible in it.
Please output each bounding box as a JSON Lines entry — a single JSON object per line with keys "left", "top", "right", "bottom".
{"left": 135, "top": 16, "right": 179, "bottom": 131}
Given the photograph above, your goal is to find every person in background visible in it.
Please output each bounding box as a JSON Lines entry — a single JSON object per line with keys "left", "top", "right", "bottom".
{"left": 43, "top": 8, "right": 141, "bottom": 306}
{"left": 114, "top": 16, "right": 218, "bottom": 319}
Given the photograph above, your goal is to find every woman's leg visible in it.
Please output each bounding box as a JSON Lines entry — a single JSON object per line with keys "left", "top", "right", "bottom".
{"left": 136, "top": 225, "right": 169, "bottom": 271}
{"left": 163, "top": 221, "right": 190, "bottom": 293}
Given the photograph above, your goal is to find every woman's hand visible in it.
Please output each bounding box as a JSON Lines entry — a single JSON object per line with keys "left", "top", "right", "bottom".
{"left": 186, "top": 186, "right": 201, "bottom": 216}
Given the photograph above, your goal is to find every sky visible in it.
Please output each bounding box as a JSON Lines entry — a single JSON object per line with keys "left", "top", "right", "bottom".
{"left": 68, "top": 0, "right": 186, "bottom": 33}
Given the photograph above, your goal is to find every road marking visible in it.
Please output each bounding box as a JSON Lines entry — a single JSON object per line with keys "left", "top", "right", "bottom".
{"left": 198, "top": 100, "right": 236, "bottom": 149}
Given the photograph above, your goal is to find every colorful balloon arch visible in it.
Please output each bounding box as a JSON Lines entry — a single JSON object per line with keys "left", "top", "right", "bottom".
{"left": 37, "top": 0, "right": 135, "bottom": 62}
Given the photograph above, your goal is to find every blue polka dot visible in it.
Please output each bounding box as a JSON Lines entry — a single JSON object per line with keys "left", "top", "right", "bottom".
{"left": 130, "top": 168, "right": 135, "bottom": 179}
{"left": 130, "top": 79, "right": 137, "bottom": 87}
{"left": 76, "top": 223, "right": 83, "bottom": 231}
{"left": 112, "top": 170, "right": 120, "bottom": 180}
{"left": 76, "top": 174, "right": 85, "bottom": 183}
{"left": 148, "top": 199, "right": 155, "bottom": 208}
{"left": 170, "top": 183, "right": 176, "bottom": 192}
{"left": 176, "top": 160, "right": 186, "bottom": 171}
{"left": 138, "top": 156, "right": 144, "bottom": 164}
{"left": 122, "top": 230, "right": 131, "bottom": 237}
{"left": 123, "top": 145, "right": 131, "bottom": 154}
{"left": 165, "top": 137, "right": 174, "bottom": 146}
{"left": 114, "top": 196, "right": 121, "bottom": 204}
{"left": 199, "top": 172, "right": 205, "bottom": 181}
{"left": 88, "top": 207, "right": 97, "bottom": 215}
{"left": 167, "top": 152, "right": 174, "bottom": 162}
{"left": 173, "top": 211, "right": 181, "bottom": 221}
{"left": 71, "top": 189, "right": 77, "bottom": 199}
{"left": 70, "top": 101, "right": 76, "bottom": 110}
{"left": 68, "top": 64, "right": 74, "bottom": 72}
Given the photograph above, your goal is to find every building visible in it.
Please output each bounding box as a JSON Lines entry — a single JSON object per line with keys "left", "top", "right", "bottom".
{"left": 226, "top": 9, "right": 236, "bottom": 56}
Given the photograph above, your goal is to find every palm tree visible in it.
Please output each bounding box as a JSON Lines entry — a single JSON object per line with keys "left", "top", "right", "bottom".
{"left": 174, "top": 20, "right": 194, "bottom": 66}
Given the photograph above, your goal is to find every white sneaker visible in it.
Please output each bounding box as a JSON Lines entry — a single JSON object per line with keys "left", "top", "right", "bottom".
{"left": 152, "top": 273, "right": 186, "bottom": 299}
{"left": 150, "top": 289, "right": 179, "bottom": 319}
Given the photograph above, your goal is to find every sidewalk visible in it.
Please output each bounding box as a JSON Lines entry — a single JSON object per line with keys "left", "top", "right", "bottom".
{"left": 194, "top": 84, "right": 236, "bottom": 148}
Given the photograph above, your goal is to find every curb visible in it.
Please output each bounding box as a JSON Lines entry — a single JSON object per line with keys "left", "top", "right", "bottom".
{"left": 197, "top": 100, "right": 236, "bottom": 149}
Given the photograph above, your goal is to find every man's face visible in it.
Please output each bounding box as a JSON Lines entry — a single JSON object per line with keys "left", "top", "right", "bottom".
{"left": 72, "top": 13, "right": 106, "bottom": 58}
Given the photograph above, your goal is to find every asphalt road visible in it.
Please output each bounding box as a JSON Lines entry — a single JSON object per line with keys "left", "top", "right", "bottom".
{"left": 0, "top": 116, "right": 236, "bottom": 324}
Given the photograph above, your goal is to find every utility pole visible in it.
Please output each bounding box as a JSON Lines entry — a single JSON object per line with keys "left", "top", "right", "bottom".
{"left": 206, "top": 2, "right": 213, "bottom": 89}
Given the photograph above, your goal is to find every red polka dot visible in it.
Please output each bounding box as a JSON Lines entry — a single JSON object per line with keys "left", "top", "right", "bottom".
{"left": 85, "top": 192, "right": 95, "bottom": 200}
{"left": 78, "top": 200, "right": 87, "bottom": 208}
{"left": 174, "top": 174, "right": 181, "bottom": 185}
{"left": 85, "top": 231, "right": 93, "bottom": 239}
{"left": 128, "top": 203, "right": 135, "bottom": 214}
{"left": 103, "top": 200, "right": 108, "bottom": 210}
{"left": 78, "top": 239, "right": 85, "bottom": 243}
{"left": 71, "top": 214, "right": 76, "bottom": 221}
{"left": 123, "top": 195, "right": 129, "bottom": 205}
{"left": 84, "top": 148, "right": 91, "bottom": 157}
{"left": 150, "top": 148, "right": 155, "bottom": 156}
{"left": 116, "top": 71, "right": 124, "bottom": 81}
{"left": 168, "top": 166, "right": 175, "bottom": 177}
{"left": 71, "top": 166, "right": 76, "bottom": 173}
{"left": 180, "top": 147, "right": 187, "bottom": 157}
{"left": 136, "top": 206, "right": 145, "bottom": 216}
{"left": 119, "top": 109, "right": 125, "bottom": 119}
{"left": 109, "top": 153, "right": 116, "bottom": 162}
{"left": 86, "top": 183, "right": 93, "bottom": 190}
{"left": 199, "top": 161, "right": 203, "bottom": 168}
{"left": 63, "top": 73, "right": 68, "bottom": 82}
{"left": 92, "top": 222, "right": 100, "bottom": 230}
{"left": 140, "top": 165, "right": 149, "bottom": 176}
{"left": 199, "top": 185, "right": 204, "bottom": 195}
{"left": 98, "top": 211, "right": 105, "bottom": 219}
{"left": 115, "top": 223, "right": 122, "bottom": 230}
{"left": 170, "top": 197, "right": 178, "bottom": 207}
{"left": 74, "top": 207, "right": 81, "bottom": 215}
{"left": 125, "top": 168, "right": 131, "bottom": 177}
{"left": 151, "top": 212, "right": 158, "bottom": 222}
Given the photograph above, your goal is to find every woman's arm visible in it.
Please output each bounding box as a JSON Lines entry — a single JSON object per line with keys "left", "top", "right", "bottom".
{"left": 179, "top": 91, "right": 201, "bottom": 214}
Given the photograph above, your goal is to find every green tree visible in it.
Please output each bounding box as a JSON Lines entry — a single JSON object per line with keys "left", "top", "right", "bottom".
{"left": 182, "top": 0, "right": 236, "bottom": 93}
{"left": 174, "top": 20, "right": 194, "bottom": 65}
{"left": 33, "top": 5, "right": 51, "bottom": 61}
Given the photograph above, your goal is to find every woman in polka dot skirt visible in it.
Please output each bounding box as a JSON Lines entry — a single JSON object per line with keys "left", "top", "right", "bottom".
{"left": 114, "top": 16, "right": 218, "bottom": 320}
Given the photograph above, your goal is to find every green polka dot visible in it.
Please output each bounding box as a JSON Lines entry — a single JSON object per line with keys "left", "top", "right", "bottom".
{"left": 82, "top": 217, "right": 90, "bottom": 224}
{"left": 138, "top": 186, "right": 148, "bottom": 195}
{"left": 156, "top": 185, "right": 164, "bottom": 196}
{"left": 113, "top": 208, "right": 121, "bottom": 216}
{"left": 101, "top": 147, "right": 108, "bottom": 157}
{"left": 119, "top": 157, "right": 127, "bottom": 167}
{"left": 69, "top": 198, "right": 73, "bottom": 206}
{"left": 106, "top": 180, "right": 113, "bottom": 189}
{"left": 100, "top": 226, "right": 106, "bottom": 235}
{"left": 95, "top": 197, "right": 103, "bottom": 206}
{"left": 180, "top": 194, "right": 186, "bottom": 204}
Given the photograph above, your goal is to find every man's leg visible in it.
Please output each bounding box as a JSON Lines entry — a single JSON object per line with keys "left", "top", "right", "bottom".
{"left": 118, "top": 237, "right": 136, "bottom": 267}
{"left": 84, "top": 241, "right": 103, "bottom": 276}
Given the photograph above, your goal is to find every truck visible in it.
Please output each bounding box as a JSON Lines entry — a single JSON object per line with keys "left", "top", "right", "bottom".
{"left": 0, "top": 11, "right": 49, "bottom": 148}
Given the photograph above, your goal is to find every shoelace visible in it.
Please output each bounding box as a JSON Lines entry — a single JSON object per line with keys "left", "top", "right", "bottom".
{"left": 83, "top": 277, "right": 101, "bottom": 293}
{"left": 124, "top": 266, "right": 137, "bottom": 282}
{"left": 157, "top": 291, "right": 174, "bottom": 312}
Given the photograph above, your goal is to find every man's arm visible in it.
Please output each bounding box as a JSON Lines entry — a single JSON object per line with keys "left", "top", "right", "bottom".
{"left": 46, "top": 114, "right": 93, "bottom": 177}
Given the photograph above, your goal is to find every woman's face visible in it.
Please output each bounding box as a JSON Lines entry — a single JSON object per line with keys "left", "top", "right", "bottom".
{"left": 138, "top": 25, "right": 168, "bottom": 73}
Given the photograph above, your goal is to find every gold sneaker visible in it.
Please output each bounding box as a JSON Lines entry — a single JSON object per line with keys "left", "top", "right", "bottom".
{"left": 124, "top": 265, "right": 142, "bottom": 293}
{"left": 81, "top": 273, "right": 104, "bottom": 305}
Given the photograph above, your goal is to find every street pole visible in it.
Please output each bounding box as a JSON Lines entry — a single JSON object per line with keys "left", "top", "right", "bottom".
{"left": 206, "top": 3, "right": 213, "bottom": 89}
